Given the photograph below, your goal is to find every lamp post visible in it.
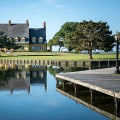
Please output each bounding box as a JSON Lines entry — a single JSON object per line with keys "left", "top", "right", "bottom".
{"left": 114, "top": 33, "right": 120, "bottom": 74}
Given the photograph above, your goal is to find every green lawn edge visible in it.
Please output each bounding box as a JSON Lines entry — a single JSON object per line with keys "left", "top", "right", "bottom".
{"left": 0, "top": 52, "right": 117, "bottom": 61}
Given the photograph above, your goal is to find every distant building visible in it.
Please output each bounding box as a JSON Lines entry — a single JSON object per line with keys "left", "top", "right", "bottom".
{"left": 0, "top": 20, "right": 47, "bottom": 51}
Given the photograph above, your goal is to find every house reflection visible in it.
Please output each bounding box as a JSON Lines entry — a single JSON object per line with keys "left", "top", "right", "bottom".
{"left": 30, "top": 65, "right": 47, "bottom": 91}
{"left": 56, "top": 79, "right": 120, "bottom": 120}
{"left": 0, "top": 64, "right": 47, "bottom": 94}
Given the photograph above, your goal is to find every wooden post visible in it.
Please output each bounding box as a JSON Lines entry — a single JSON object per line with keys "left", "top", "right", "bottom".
{"left": 63, "top": 80, "right": 66, "bottom": 90}
{"left": 74, "top": 83, "right": 77, "bottom": 96}
{"left": 108, "top": 59, "right": 110, "bottom": 68}
{"left": 98, "top": 60, "right": 101, "bottom": 68}
{"left": 83, "top": 61, "right": 85, "bottom": 67}
{"left": 39, "top": 60, "right": 41, "bottom": 65}
{"left": 74, "top": 61, "right": 77, "bottom": 66}
{"left": 56, "top": 80, "right": 59, "bottom": 86}
{"left": 31, "top": 60, "right": 33, "bottom": 64}
{"left": 66, "top": 61, "right": 68, "bottom": 66}
{"left": 90, "top": 89, "right": 93, "bottom": 105}
{"left": 89, "top": 60, "right": 92, "bottom": 70}
{"left": 114, "top": 97, "right": 118, "bottom": 116}
{"left": 58, "top": 61, "right": 61, "bottom": 66}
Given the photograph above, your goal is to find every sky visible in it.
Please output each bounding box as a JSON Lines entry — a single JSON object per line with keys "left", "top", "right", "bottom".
{"left": 0, "top": 0, "right": 120, "bottom": 44}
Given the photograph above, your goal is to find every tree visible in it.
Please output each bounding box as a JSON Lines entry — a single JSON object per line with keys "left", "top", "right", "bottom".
{"left": 66, "top": 21, "right": 114, "bottom": 58}
{"left": 0, "top": 31, "right": 20, "bottom": 52}
{"left": 47, "top": 39, "right": 53, "bottom": 51}
{"left": 50, "top": 22, "right": 78, "bottom": 51}
{"left": 5, "top": 37, "right": 20, "bottom": 50}
{"left": 51, "top": 21, "right": 114, "bottom": 59}
{"left": 0, "top": 31, "right": 6, "bottom": 48}
{"left": 75, "top": 20, "right": 114, "bottom": 59}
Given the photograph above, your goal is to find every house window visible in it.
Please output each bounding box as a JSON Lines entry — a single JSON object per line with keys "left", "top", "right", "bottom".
{"left": 32, "top": 37, "right": 36, "bottom": 43}
{"left": 31, "top": 46, "right": 44, "bottom": 51}
{"left": 38, "top": 37, "right": 43, "bottom": 43}
{"left": 15, "top": 37, "right": 19, "bottom": 42}
{"left": 39, "top": 71, "right": 44, "bottom": 78}
{"left": 32, "top": 71, "right": 37, "bottom": 78}
{"left": 21, "top": 37, "right": 25, "bottom": 42}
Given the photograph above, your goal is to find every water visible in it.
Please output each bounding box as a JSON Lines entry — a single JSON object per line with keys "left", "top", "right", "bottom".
{"left": 0, "top": 64, "right": 111, "bottom": 120}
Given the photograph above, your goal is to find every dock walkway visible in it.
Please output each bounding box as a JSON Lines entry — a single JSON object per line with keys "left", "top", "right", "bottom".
{"left": 56, "top": 67, "right": 120, "bottom": 99}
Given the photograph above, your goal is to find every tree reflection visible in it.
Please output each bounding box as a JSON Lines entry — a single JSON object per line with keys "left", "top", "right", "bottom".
{"left": 0, "top": 68, "right": 15, "bottom": 87}
{"left": 63, "top": 66, "right": 88, "bottom": 72}
{"left": 47, "top": 66, "right": 88, "bottom": 76}
{"left": 47, "top": 66, "right": 64, "bottom": 76}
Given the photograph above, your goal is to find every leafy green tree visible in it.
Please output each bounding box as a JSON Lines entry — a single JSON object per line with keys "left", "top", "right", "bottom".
{"left": 0, "top": 31, "right": 6, "bottom": 48}
{"left": 0, "top": 68, "right": 15, "bottom": 87}
{"left": 75, "top": 20, "right": 114, "bottom": 59}
{"left": 50, "top": 22, "right": 78, "bottom": 51}
{"left": 0, "top": 31, "right": 20, "bottom": 52}
{"left": 50, "top": 21, "right": 114, "bottom": 59}
{"left": 47, "top": 39, "right": 53, "bottom": 51}
{"left": 51, "top": 35, "right": 64, "bottom": 52}
{"left": 5, "top": 37, "right": 20, "bottom": 50}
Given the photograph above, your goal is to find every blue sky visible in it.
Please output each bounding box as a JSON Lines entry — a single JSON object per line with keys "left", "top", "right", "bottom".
{"left": 0, "top": 0, "right": 120, "bottom": 42}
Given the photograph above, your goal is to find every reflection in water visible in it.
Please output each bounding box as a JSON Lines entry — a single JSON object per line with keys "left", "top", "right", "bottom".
{"left": 30, "top": 65, "right": 47, "bottom": 91}
{"left": 47, "top": 65, "right": 87, "bottom": 76}
{"left": 0, "top": 64, "right": 47, "bottom": 94}
{"left": 56, "top": 79, "right": 120, "bottom": 120}
{"left": 0, "top": 64, "right": 110, "bottom": 120}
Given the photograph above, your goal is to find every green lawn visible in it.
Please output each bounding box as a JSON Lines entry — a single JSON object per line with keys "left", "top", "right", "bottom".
{"left": 0, "top": 52, "right": 118, "bottom": 61}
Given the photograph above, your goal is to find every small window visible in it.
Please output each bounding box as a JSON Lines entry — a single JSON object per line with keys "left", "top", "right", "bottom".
{"left": 32, "top": 71, "right": 37, "bottom": 78}
{"left": 38, "top": 37, "right": 43, "bottom": 43}
{"left": 15, "top": 37, "right": 19, "bottom": 42}
{"left": 32, "top": 37, "right": 36, "bottom": 43}
{"left": 21, "top": 37, "right": 25, "bottom": 42}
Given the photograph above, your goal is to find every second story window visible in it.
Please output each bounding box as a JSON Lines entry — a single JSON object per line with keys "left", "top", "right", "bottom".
{"left": 38, "top": 37, "right": 43, "bottom": 43}
{"left": 32, "top": 37, "right": 36, "bottom": 43}
{"left": 21, "top": 37, "right": 25, "bottom": 42}
{"left": 15, "top": 37, "right": 19, "bottom": 42}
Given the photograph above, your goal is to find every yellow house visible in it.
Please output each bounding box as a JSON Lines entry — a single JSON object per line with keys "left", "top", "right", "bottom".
{"left": 0, "top": 20, "right": 47, "bottom": 51}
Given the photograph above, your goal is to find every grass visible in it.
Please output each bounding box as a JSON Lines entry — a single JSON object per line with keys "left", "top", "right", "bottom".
{"left": 0, "top": 52, "right": 118, "bottom": 61}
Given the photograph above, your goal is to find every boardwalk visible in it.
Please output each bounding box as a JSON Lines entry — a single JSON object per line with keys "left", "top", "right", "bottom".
{"left": 56, "top": 67, "right": 120, "bottom": 99}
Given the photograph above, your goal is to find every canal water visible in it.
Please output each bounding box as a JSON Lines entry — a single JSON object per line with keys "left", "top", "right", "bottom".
{"left": 0, "top": 64, "right": 116, "bottom": 120}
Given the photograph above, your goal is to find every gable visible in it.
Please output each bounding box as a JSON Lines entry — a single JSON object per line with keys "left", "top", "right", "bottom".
{"left": 29, "top": 28, "right": 46, "bottom": 42}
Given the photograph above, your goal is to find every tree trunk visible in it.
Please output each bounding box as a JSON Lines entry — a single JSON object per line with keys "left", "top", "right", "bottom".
{"left": 89, "top": 41, "right": 93, "bottom": 59}
{"left": 50, "top": 46, "right": 52, "bottom": 52}
{"left": 58, "top": 46, "right": 61, "bottom": 52}
{"left": 89, "top": 49, "right": 93, "bottom": 59}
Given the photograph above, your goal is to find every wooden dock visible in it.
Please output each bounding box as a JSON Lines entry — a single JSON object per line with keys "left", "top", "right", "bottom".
{"left": 56, "top": 67, "right": 120, "bottom": 119}
{"left": 56, "top": 67, "right": 120, "bottom": 99}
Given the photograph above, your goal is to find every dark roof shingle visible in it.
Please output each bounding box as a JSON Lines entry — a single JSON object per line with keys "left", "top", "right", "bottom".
{"left": 0, "top": 24, "right": 29, "bottom": 38}
{"left": 29, "top": 28, "right": 46, "bottom": 42}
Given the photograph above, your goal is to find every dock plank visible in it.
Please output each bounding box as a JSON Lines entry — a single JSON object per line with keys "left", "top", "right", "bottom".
{"left": 56, "top": 67, "right": 120, "bottom": 98}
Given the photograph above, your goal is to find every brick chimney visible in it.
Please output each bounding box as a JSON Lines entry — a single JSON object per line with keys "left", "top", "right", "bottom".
{"left": 26, "top": 20, "right": 29, "bottom": 27}
{"left": 8, "top": 20, "right": 11, "bottom": 26}
{"left": 43, "top": 21, "right": 46, "bottom": 29}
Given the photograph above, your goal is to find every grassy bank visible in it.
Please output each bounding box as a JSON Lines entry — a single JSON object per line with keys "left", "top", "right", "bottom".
{"left": 0, "top": 52, "right": 117, "bottom": 61}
